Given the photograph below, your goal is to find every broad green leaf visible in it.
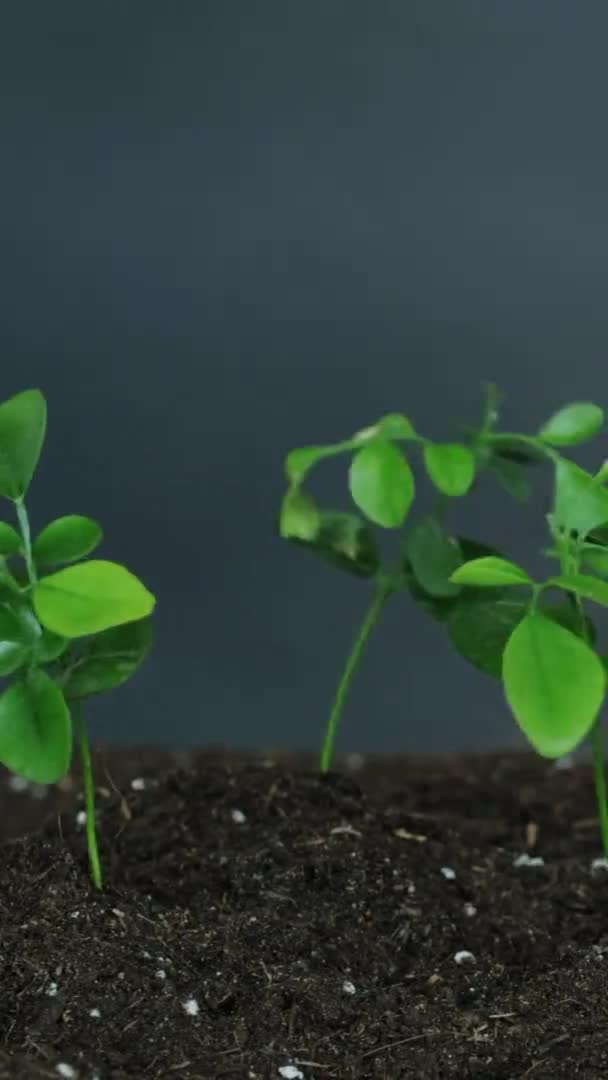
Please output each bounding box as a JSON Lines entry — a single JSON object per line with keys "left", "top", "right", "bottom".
{"left": 32, "top": 560, "right": 156, "bottom": 638}
{"left": 36, "top": 628, "right": 70, "bottom": 663}
{"left": 349, "top": 441, "right": 414, "bottom": 528}
{"left": 548, "top": 572, "right": 608, "bottom": 609}
{"left": 0, "top": 522, "right": 22, "bottom": 556}
{"left": 451, "top": 556, "right": 532, "bottom": 587}
{"left": 0, "top": 670, "right": 71, "bottom": 782}
{"left": 448, "top": 596, "right": 528, "bottom": 677}
{"left": 490, "top": 457, "right": 531, "bottom": 502}
{"left": 423, "top": 443, "right": 475, "bottom": 497}
{"left": 402, "top": 538, "right": 501, "bottom": 622}
{"left": 63, "top": 618, "right": 153, "bottom": 699}
{"left": 279, "top": 488, "right": 320, "bottom": 542}
{"left": 0, "top": 389, "right": 47, "bottom": 501}
{"left": 553, "top": 459, "right": 608, "bottom": 538}
{"left": 502, "top": 613, "right": 606, "bottom": 757}
{"left": 539, "top": 402, "right": 604, "bottom": 447}
{"left": 0, "top": 606, "right": 33, "bottom": 676}
{"left": 405, "top": 518, "right": 462, "bottom": 598}
{"left": 33, "top": 515, "right": 103, "bottom": 566}
{"left": 289, "top": 511, "right": 379, "bottom": 578}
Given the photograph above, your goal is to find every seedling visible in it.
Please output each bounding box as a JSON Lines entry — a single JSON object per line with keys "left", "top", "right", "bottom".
{"left": 0, "top": 389, "right": 155, "bottom": 888}
{"left": 280, "top": 387, "right": 608, "bottom": 855}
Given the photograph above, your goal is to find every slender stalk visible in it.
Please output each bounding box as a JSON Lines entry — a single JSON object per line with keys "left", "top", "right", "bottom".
{"left": 15, "top": 497, "right": 37, "bottom": 585}
{"left": 74, "top": 701, "right": 103, "bottom": 890}
{"left": 572, "top": 582, "right": 608, "bottom": 858}
{"left": 320, "top": 575, "right": 393, "bottom": 773}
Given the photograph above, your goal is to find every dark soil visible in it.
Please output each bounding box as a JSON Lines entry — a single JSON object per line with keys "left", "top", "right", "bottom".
{"left": 2, "top": 744, "right": 608, "bottom": 1079}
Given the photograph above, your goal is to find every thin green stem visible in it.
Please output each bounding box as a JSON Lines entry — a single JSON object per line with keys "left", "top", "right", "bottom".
{"left": 15, "top": 497, "right": 37, "bottom": 585}
{"left": 571, "top": 578, "right": 608, "bottom": 859}
{"left": 74, "top": 701, "right": 103, "bottom": 890}
{"left": 320, "top": 574, "right": 393, "bottom": 773}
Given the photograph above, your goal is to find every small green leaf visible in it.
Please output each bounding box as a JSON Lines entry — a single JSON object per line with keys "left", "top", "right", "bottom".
{"left": 423, "top": 443, "right": 475, "bottom": 497}
{"left": 285, "top": 445, "right": 338, "bottom": 484}
{"left": 32, "top": 515, "right": 103, "bottom": 566}
{"left": 490, "top": 457, "right": 531, "bottom": 502}
{"left": 357, "top": 414, "right": 417, "bottom": 442}
{"left": 32, "top": 560, "right": 156, "bottom": 638}
{"left": 450, "top": 556, "right": 532, "bottom": 587}
{"left": 539, "top": 402, "right": 604, "bottom": 447}
{"left": 0, "top": 606, "right": 33, "bottom": 676}
{"left": 405, "top": 518, "right": 462, "bottom": 598}
{"left": 0, "top": 389, "right": 47, "bottom": 501}
{"left": 0, "top": 670, "right": 72, "bottom": 783}
{"left": 503, "top": 612, "right": 605, "bottom": 758}
{"left": 581, "top": 545, "right": 608, "bottom": 576}
{"left": 553, "top": 459, "right": 608, "bottom": 538}
{"left": 548, "top": 573, "right": 608, "bottom": 609}
{"left": 63, "top": 618, "right": 153, "bottom": 699}
{"left": 0, "top": 522, "right": 22, "bottom": 556}
{"left": 349, "top": 441, "right": 415, "bottom": 528}
{"left": 289, "top": 511, "right": 379, "bottom": 578}
{"left": 279, "top": 488, "right": 321, "bottom": 542}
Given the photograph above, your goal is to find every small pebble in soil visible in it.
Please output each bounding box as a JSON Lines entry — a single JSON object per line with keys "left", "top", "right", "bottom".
{"left": 454, "top": 950, "right": 476, "bottom": 965}
{"left": 8, "top": 775, "right": 29, "bottom": 792}
{"left": 231, "top": 808, "right": 247, "bottom": 824}
{"left": 553, "top": 754, "right": 574, "bottom": 770}
{"left": 131, "top": 776, "right": 147, "bottom": 790}
{"left": 342, "top": 980, "right": 356, "bottom": 994}
{"left": 591, "top": 857, "right": 608, "bottom": 875}
{"left": 440, "top": 866, "right": 456, "bottom": 880}
{"left": 513, "top": 853, "right": 545, "bottom": 868}
{"left": 463, "top": 902, "right": 477, "bottom": 917}
{"left": 56, "top": 1066, "right": 77, "bottom": 1079}
{"left": 76, "top": 810, "right": 86, "bottom": 826}
{"left": 278, "top": 1068, "right": 305, "bottom": 1080}
{"left": 89, "top": 1008, "right": 101, "bottom": 1019}
{"left": 182, "top": 997, "right": 200, "bottom": 1016}
{"left": 155, "top": 969, "right": 167, "bottom": 980}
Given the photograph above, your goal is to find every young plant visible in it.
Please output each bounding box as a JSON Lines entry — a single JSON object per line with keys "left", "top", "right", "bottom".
{"left": 0, "top": 389, "right": 155, "bottom": 888}
{"left": 279, "top": 389, "right": 608, "bottom": 855}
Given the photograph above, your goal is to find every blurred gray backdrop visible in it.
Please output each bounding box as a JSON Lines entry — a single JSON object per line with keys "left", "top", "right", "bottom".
{"left": 2, "top": 1, "right": 608, "bottom": 755}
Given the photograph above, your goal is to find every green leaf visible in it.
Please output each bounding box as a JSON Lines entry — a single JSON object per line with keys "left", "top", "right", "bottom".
{"left": 581, "top": 545, "right": 608, "bottom": 576}
{"left": 354, "top": 414, "right": 417, "bottom": 442}
{"left": 423, "top": 443, "right": 475, "bottom": 497}
{"left": 0, "top": 670, "right": 71, "bottom": 783}
{"left": 405, "top": 518, "right": 462, "bottom": 598}
{"left": 539, "top": 402, "right": 604, "bottom": 447}
{"left": 279, "top": 488, "right": 321, "bottom": 542}
{"left": 489, "top": 437, "right": 545, "bottom": 465}
{"left": 502, "top": 613, "right": 606, "bottom": 758}
{"left": 548, "top": 572, "right": 608, "bottom": 609}
{"left": 490, "top": 457, "right": 531, "bottom": 503}
{"left": 450, "top": 556, "right": 532, "bottom": 587}
{"left": 32, "top": 560, "right": 156, "bottom": 638}
{"left": 0, "top": 605, "right": 34, "bottom": 676}
{"left": 0, "top": 389, "right": 47, "bottom": 501}
{"left": 0, "top": 522, "right": 22, "bottom": 556}
{"left": 285, "top": 445, "right": 337, "bottom": 484}
{"left": 63, "top": 618, "right": 153, "bottom": 699}
{"left": 32, "top": 515, "right": 103, "bottom": 566}
{"left": 289, "top": 511, "right": 379, "bottom": 578}
{"left": 349, "top": 441, "right": 415, "bottom": 528}
{"left": 448, "top": 595, "right": 527, "bottom": 677}
{"left": 553, "top": 460, "right": 608, "bottom": 538}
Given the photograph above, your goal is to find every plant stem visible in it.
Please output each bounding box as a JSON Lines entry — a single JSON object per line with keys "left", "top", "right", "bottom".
{"left": 591, "top": 720, "right": 608, "bottom": 859}
{"left": 15, "top": 497, "right": 37, "bottom": 584}
{"left": 74, "top": 700, "right": 103, "bottom": 890}
{"left": 320, "top": 574, "right": 393, "bottom": 773}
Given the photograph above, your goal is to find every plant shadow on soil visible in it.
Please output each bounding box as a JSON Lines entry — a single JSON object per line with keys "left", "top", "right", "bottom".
{"left": 1, "top": 745, "right": 608, "bottom": 1079}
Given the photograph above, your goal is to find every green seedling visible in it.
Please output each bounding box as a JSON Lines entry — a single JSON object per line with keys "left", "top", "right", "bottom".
{"left": 280, "top": 387, "right": 608, "bottom": 855}
{"left": 0, "top": 389, "right": 155, "bottom": 889}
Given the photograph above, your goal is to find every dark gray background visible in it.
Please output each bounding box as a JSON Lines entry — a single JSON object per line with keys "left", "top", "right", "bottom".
{"left": 2, "top": 1, "right": 608, "bottom": 755}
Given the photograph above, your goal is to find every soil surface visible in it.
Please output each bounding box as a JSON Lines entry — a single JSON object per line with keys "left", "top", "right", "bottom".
{"left": 2, "top": 744, "right": 608, "bottom": 1079}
